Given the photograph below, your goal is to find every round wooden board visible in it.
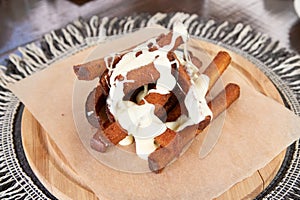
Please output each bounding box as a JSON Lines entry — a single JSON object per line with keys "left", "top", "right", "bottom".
{"left": 21, "top": 39, "right": 286, "bottom": 200}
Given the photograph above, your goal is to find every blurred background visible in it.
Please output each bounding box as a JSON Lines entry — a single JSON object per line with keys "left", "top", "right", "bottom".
{"left": 0, "top": 0, "right": 299, "bottom": 61}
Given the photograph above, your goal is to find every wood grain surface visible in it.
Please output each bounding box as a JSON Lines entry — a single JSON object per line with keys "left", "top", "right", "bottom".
{"left": 21, "top": 38, "right": 286, "bottom": 200}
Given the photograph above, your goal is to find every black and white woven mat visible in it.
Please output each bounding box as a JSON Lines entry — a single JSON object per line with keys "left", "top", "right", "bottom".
{"left": 1, "top": 12, "right": 300, "bottom": 200}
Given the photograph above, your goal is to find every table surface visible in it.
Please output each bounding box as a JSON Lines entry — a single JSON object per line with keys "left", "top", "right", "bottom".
{"left": 0, "top": 0, "right": 299, "bottom": 62}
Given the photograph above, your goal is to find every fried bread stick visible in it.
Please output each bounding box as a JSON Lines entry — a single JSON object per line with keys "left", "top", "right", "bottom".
{"left": 166, "top": 51, "right": 232, "bottom": 121}
{"left": 203, "top": 51, "right": 231, "bottom": 91}
{"left": 149, "top": 83, "right": 240, "bottom": 173}
{"left": 73, "top": 31, "right": 185, "bottom": 80}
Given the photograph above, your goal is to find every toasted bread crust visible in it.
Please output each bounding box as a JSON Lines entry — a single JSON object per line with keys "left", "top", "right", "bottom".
{"left": 203, "top": 51, "right": 231, "bottom": 91}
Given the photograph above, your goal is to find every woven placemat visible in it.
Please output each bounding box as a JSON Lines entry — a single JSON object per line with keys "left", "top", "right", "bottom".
{"left": 0, "top": 12, "right": 300, "bottom": 200}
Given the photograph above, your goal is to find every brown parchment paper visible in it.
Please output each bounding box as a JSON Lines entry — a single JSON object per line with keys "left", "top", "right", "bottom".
{"left": 8, "top": 27, "right": 300, "bottom": 200}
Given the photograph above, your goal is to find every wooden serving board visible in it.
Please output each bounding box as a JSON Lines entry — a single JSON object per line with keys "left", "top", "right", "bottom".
{"left": 21, "top": 39, "right": 286, "bottom": 200}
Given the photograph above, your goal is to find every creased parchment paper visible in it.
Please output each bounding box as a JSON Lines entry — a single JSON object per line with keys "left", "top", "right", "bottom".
{"left": 8, "top": 27, "right": 300, "bottom": 199}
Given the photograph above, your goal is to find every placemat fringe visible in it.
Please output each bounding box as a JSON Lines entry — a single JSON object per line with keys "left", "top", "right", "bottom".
{"left": 0, "top": 95, "right": 50, "bottom": 200}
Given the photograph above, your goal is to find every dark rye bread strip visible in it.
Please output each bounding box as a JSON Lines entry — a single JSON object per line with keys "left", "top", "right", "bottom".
{"left": 90, "top": 65, "right": 194, "bottom": 153}
{"left": 85, "top": 85, "right": 106, "bottom": 128}
{"left": 99, "top": 40, "right": 188, "bottom": 100}
{"left": 154, "top": 128, "right": 176, "bottom": 147}
{"left": 149, "top": 83, "right": 240, "bottom": 173}
{"left": 155, "top": 31, "right": 184, "bottom": 51}
{"left": 166, "top": 103, "right": 182, "bottom": 122}
{"left": 123, "top": 63, "right": 161, "bottom": 100}
{"left": 73, "top": 31, "right": 185, "bottom": 81}
{"left": 73, "top": 52, "right": 123, "bottom": 81}
{"left": 99, "top": 56, "right": 162, "bottom": 98}
{"left": 136, "top": 56, "right": 191, "bottom": 122}
{"left": 99, "top": 70, "right": 110, "bottom": 96}
{"left": 90, "top": 129, "right": 111, "bottom": 153}
{"left": 139, "top": 92, "right": 173, "bottom": 121}
{"left": 177, "top": 63, "right": 192, "bottom": 94}
{"left": 99, "top": 55, "right": 124, "bottom": 95}
{"left": 73, "top": 58, "right": 107, "bottom": 81}
{"left": 88, "top": 35, "right": 187, "bottom": 152}
{"left": 102, "top": 47, "right": 184, "bottom": 100}
{"left": 89, "top": 105, "right": 117, "bottom": 153}
{"left": 166, "top": 51, "right": 232, "bottom": 122}
{"left": 90, "top": 121, "right": 128, "bottom": 153}
{"left": 165, "top": 63, "right": 192, "bottom": 122}
{"left": 168, "top": 51, "right": 191, "bottom": 96}
{"left": 150, "top": 125, "right": 197, "bottom": 173}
